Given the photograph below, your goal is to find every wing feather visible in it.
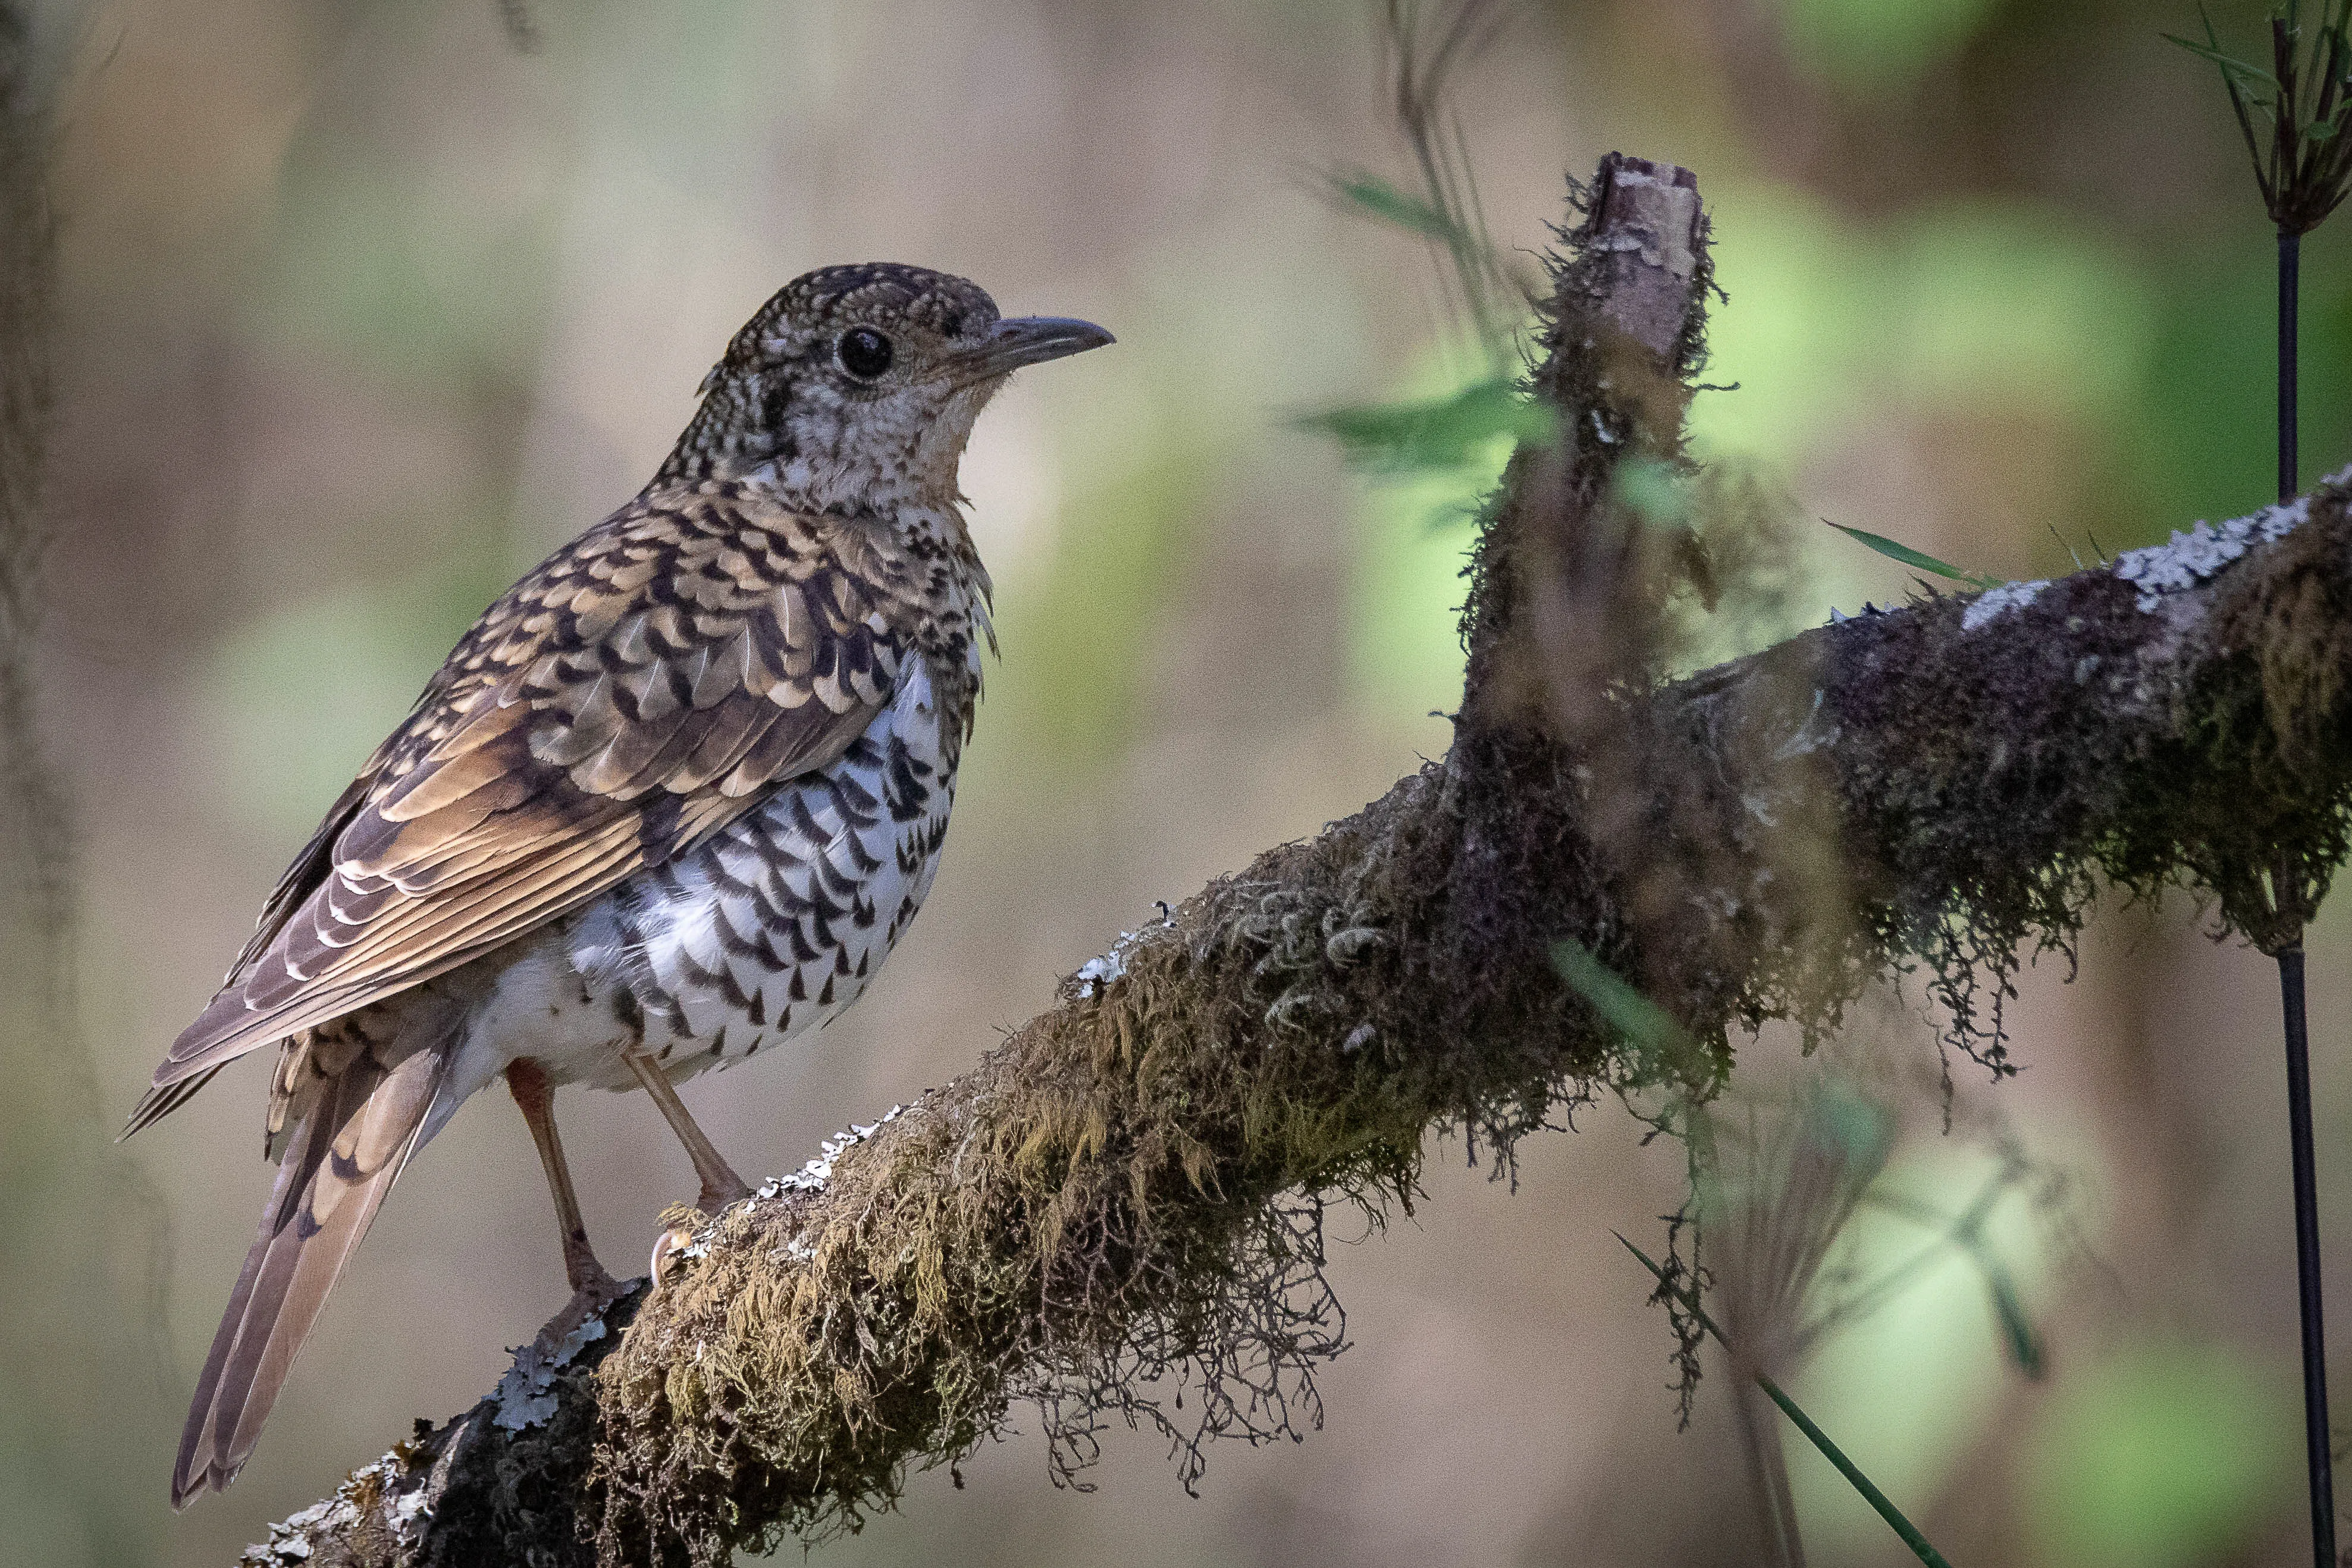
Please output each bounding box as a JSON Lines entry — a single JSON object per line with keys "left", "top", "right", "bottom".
{"left": 128, "top": 486, "right": 916, "bottom": 1131}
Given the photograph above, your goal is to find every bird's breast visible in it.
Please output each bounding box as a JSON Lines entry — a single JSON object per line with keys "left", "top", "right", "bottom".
{"left": 467, "top": 661, "right": 963, "bottom": 1096}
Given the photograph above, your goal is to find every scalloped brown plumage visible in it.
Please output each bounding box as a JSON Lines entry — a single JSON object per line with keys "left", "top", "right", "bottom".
{"left": 129, "top": 485, "right": 912, "bottom": 1131}
{"left": 133, "top": 262, "right": 1112, "bottom": 1509}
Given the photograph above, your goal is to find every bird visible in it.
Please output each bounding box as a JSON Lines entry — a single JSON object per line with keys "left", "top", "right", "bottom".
{"left": 121, "top": 262, "right": 1112, "bottom": 1509}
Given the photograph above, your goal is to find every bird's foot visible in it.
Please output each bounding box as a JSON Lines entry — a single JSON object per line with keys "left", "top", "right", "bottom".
{"left": 532, "top": 1259, "right": 628, "bottom": 1354}
{"left": 697, "top": 1173, "right": 754, "bottom": 1213}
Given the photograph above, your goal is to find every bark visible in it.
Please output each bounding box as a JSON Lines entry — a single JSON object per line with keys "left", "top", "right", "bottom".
{"left": 244, "top": 153, "right": 2352, "bottom": 1567}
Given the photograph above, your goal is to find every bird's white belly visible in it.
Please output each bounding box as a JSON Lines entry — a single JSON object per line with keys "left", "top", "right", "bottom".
{"left": 435, "top": 665, "right": 956, "bottom": 1114}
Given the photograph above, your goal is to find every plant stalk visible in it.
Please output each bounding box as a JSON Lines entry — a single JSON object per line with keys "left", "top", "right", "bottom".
{"left": 2275, "top": 220, "right": 2335, "bottom": 1568}
{"left": 2282, "top": 230, "right": 2301, "bottom": 504}
{"left": 2283, "top": 937, "right": 2336, "bottom": 1567}
{"left": 1619, "top": 1236, "right": 1954, "bottom": 1568}
{"left": 1733, "top": 1368, "right": 1808, "bottom": 1567}
{"left": 1752, "top": 1372, "right": 1953, "bottom": 1568}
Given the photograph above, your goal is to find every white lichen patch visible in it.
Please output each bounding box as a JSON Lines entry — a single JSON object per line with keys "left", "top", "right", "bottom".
{"left": 241, "top": 1450, "right": 417, "bottom": 1566}
{"left": 755, "top": 1103, "right": 908, "bottom": 1200}
{"left": 1962, "top": 579, "right": 2047, "bottom": 632}
{"left": 491, "top": 1312, "right": 609, "bottom": 1432}
{"left": 1074, "top": 903, "right": 1175, "bottom": 998}
{"left": 242, "top": 1499, "right": 344, "bottom": 1564}
{"left": 2114, "top": 497, "right": 2308, "bottom": 611}
{"left": 1771, "top": 689, "right": 1840, "bottom": 762}
{"left": 1072, "top": 949, "right": 1125, "bottom": 996}
{"left": 387, "top": 1484, "right": 431, "bottom": 1538}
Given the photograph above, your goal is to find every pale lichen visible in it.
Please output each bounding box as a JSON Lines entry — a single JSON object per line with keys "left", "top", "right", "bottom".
{"left": 494, "top": 1313, "right": 612, "bottom": 1432}
{"left": 2115, "top": 500, "right": 2309, "bottom": 610}
{"left": 1962, "top": 578, "right": 2047, "bottom": 632}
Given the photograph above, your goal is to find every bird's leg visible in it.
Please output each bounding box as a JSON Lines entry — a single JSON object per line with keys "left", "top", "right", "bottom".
{"left": 620, "top": 1048, "right": 754, "bottom": 1211}
{"left": 505, "top": 1060, "right": 625, "bottom": 1342}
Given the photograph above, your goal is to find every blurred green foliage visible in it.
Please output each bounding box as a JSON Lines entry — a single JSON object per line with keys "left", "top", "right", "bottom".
{"left": 1787, "top": 1139, "right": 2059, "bottom": 1557}
{"left": 2022, "top": 1343, "right": 2297, "bottom": 1567}
{"left": 1688, "top": 189, "right": 2159, "bottom": 466}
{"left": 1340, "top": 350, "right": 1511, "bottom": 723}
{"left": 986, "top": 442, "right": 1208, "bottom": 770}
{"left": 196, "top": 537, "right": 518, "bottom": 843}
{"left": 262, "top": 148, "right": 556, "bottom": 384}
{"left": 37, "top": 1, "right": 2352, "bottom": 1563}
{"left": 1302, "top": 375, "right": 1553, "bottom": 473}
{"left": 1770, "top": 0, "right": 2006, "bottom": 96}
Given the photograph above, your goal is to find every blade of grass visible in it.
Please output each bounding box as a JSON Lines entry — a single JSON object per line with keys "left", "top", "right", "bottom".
{"left": 1551, "top": 939, "right": 1719, "bottom": 1092}
{"left": 1618, "top": 1234, "right": 1958, "bottom": 1568}
{"left": 1823, "top": 523, "right": 2002, "bottom": 589}
{"left": 1845, "top": 1185, "right": 2047, "bottom": 1379}
{"left": 1326, "top": 167, "right": 1474, "bottom": 243}
{"left": 2163, "top": 31, "right": 2284, "bottom": 89}
{"left": 1299, "top": 375, "right": 1556, "bottom": 474}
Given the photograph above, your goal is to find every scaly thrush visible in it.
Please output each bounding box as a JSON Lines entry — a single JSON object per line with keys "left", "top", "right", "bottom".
{"left": 123, "top": 263, "right": 1112, "bottom": 1507}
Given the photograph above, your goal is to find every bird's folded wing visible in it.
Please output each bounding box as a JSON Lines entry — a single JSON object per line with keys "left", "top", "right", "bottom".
{"left": 130, "top": 490, "right": 905, "bottom": 1130}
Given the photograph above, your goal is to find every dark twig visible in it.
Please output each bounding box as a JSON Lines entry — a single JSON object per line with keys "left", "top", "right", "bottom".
{"left": 496, "top": 0, "right": 538, "bottom": 53}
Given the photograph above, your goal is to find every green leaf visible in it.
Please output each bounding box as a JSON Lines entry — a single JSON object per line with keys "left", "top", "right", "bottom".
{"left": 1984, "top": 1263, "right": 2047, "bottom": 1380}
{"left": 1324, "top": 169, "right": 1469, "bottom": 244}
{"left": 1552, "top": 941, "right": 1687, "bottom": 1052}
{"left": 1824, "top": 522, "right": 2003, "bottom": 589}
{"left": 1302, "top": 376, "right": 1556, "bottom": 472}
{"left": 2163, "top": 31, "right": 2284, "bottom": 89}
{"left": 1612, "top": 456, "right": 1689, "bottom": 528}
{"left": 1551, "top": 939, "right": 1714, "bottom": 1089}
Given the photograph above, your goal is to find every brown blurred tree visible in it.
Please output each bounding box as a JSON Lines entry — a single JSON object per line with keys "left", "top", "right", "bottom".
{"left": 0, "top": 7, "right": 177, "bottom": 1565}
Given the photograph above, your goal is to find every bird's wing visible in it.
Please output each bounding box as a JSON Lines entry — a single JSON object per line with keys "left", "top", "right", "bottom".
{"left": 127, "top": 487, "right": 907, "bottom": 1133}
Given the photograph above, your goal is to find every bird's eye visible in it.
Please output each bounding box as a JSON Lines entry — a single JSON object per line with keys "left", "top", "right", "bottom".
{"left": 836, "top": 327, "right": 894, "bottom": 381}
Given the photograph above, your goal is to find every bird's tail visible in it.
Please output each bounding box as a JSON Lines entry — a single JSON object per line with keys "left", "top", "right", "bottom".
{"left": 171, "top": 1046, "right": 446, "bottom": 1509}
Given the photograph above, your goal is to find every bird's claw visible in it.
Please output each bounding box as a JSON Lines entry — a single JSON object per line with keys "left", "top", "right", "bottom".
{"left": 650, "top": 1220, "right": 700, "bottom": 1293}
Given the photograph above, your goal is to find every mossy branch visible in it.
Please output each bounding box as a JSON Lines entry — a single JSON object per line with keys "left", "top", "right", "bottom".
{"left": 243, "top": 153, "right": 2352, "bottom": 1567}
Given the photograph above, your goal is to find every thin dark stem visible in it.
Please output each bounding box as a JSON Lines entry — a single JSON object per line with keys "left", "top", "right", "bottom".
{"left": 2282, "top": 943, "right": 2337, "bottom": 1567}
{"left": 1619, "top": 1236, "right": 1954, "bottom": 1568}
{"left": 1751, "top": 1373, "right": 1955, "bottom": 1568}
{"left": 2275, "top": 222, "right": 2335, "bottom": 1568}
{"left": 2282, "top": 230, "right": 2301, "bottom": 504}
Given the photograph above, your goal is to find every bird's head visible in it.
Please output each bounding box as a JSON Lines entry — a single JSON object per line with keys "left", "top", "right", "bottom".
{"left": 658, "top": 262, "right": 1112, "bottom": 511}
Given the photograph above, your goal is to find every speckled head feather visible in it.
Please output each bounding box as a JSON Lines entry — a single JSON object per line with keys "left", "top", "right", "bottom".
{"left": 658, "top": 263, "right": 1109, "bottom": 512}
{"left": 734, "top": 263, "right": 1002, "bottom": 354}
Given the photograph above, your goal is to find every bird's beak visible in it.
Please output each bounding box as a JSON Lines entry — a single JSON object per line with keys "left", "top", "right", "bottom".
{"left": 954, "top": 315, "right": 1114, "bottom": 383}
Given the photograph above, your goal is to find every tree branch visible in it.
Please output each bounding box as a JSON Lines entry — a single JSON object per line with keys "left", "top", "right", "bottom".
{"left": 243, "top": 152, "right": 2352, "bottom": 1567}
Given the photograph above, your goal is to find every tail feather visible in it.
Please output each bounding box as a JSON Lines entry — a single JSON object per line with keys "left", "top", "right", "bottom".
{"left": 171, "top": 1047, "right": 444, "bottom": 1509}
{"left": 120, "top": 1064, "right": 225, "bottom": 1141}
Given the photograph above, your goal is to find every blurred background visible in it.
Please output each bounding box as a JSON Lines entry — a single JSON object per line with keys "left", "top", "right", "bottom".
{"left": 5, "top": 0, "right": 2352, "bottom": 1563}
